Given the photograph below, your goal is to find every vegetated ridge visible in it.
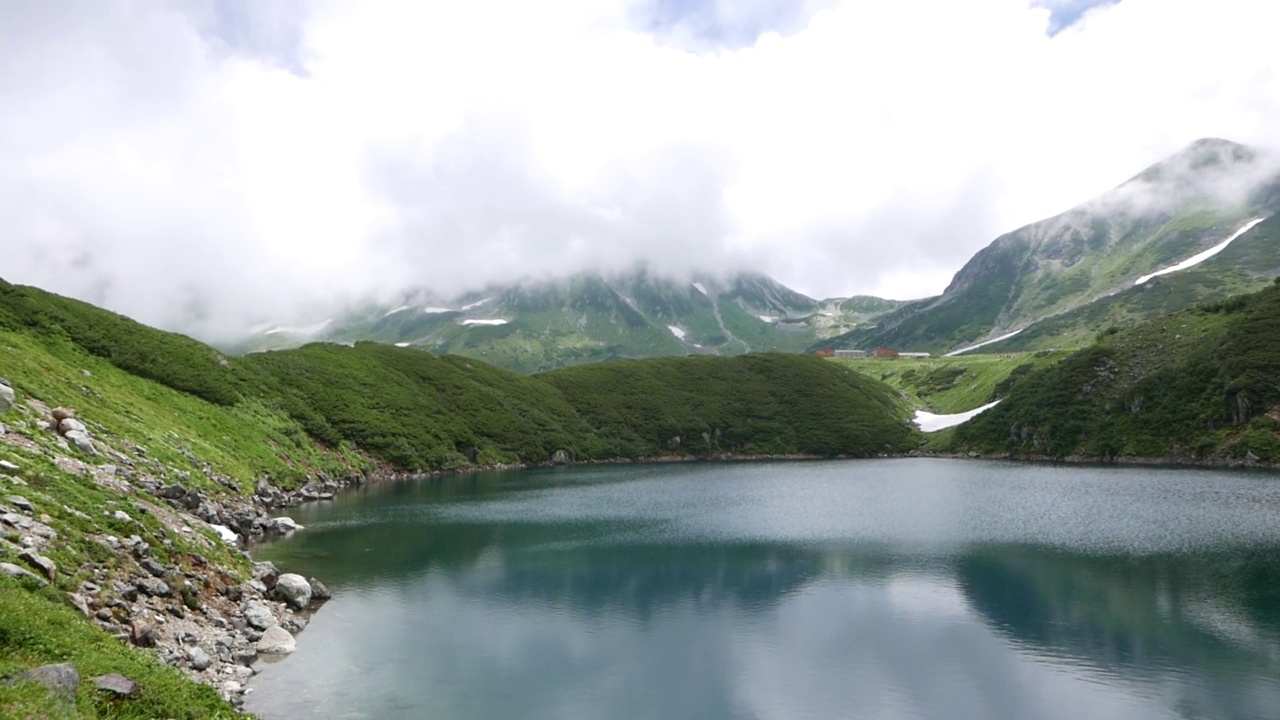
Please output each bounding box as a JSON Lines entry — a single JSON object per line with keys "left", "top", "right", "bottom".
{"left": 946, "top": 278, "right": 1280, "bottom": 463}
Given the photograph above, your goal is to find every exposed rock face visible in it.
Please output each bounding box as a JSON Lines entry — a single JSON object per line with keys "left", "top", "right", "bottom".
{"left": 91, "top": 673, "right": 139, "bottom": 698}
{"left": 274, "top": 573, "right": 312, "bottom": 609}
{"left": 256, "top": 625, "right": 297, "bottom": 654}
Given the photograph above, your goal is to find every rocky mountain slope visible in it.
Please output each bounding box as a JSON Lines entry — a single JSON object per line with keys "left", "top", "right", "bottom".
{"left": 236, "top": 270, "right": 903, "bottom": 373}
{"left": 824, "top": 139, "right": 1280, "bottom": 355}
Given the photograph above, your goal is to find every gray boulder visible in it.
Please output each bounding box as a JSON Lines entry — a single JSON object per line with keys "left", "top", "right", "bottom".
{"left": 18, "top": 550, "right": 56, "bottom": 582}
{"left": 0, "top": 460, "right": 18, "bottom": 475}
{"left": 256, "top": 625, "right": 297, "bottom": 654}
{"left": 188, "top": 646, "right": 212, "bottom": 671}
{"left": 243, "top": 600, "right": 275, "bottom": 631}
{"left": 57, "top": 417, "right": 86, "bottom": 435}
{"left": 0, "top": 382, "right": 13, "bottom": 414}
{"left": 274, "top": 573, "right": 312, "bottom": 609}
{"left": 130, "top": 620, "right": 157, "bottom": 648}
{"left": 64, "top": 430, "right": 96, "bottom": 456}
{"left": 16, "top": 663, "right": 79, "bottom": 701}
{"left": 135, "top": 577, "right": 171, "bottom": 597}
{"left": 0, "top": 562, "right": 44, "bottom": 585}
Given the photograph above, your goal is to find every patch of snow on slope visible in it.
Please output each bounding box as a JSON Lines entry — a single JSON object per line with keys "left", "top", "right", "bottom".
{"left": 209, "top": 524, "right": 238, "bottom": 544}
{"left": 460, "top": 319, "right": 508, "bottom": 326}
{"left": 668, "top": 325, "right": 687, "bottom": 340}
{"left": 692, "top": 282, "right": 709, "bottom": 297}
{"left": 945, "top": 329, "right": 1024, "bottom": 357}
{"left": 914, "top": 401, "right": 1001, "bottom": 432}
{"left": 394, "top": 342, "right": 411, "bottom": 347}
{"left": 1135, "top": 217, "right": 1267, "bottom": 285}
{"left": 383, "top": 305, "right": 411, "bottom": 317}
{"left": 423, "top": 307, "right": 452, "bottom": 313}
{"left": 759, "top": 315, "right": 778, "bottom": 323}
{"left": 263, "top": 319, "right": 331, "bottom": 336}
{"left": 461, "top": 297, "right": 493, "bottom": 310}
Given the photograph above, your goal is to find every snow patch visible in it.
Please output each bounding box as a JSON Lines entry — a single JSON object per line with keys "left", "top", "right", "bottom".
{"left": 692, "top": 282, "right": 709, "bottom": 297}
{"left": 460, "top": 319, "right": 508, "bottom": 326}
{"left": 914, "top": 401, "right": 1001, "bottom": 432}
{"left": 423, "top": 307, "right": 452, "bottom": 314}
{"left": 383, "top": 305, "right": 411, "bottom": 317}
{"left": 758, "top": 315, "right": 778, "bottom": 323}
{"left": 461, "top": 297, "right": 493, "bottom": 310}
{"left": 209, "top": 524, "right": 238, "bottom": 544}
{"left": 263, "top": 319, "right": 331, "bottom": 336}
{"left": 1135, "top": 217, "right": 1267, "bottom": 285}
{"left": 945, "top": 329, "right": 1023, "bottom": 357}
{"left": 394, "top": 342, "right": 411, "bottom": 347}
{"left": 668, "top": 325, "right": 687, "bottom": 340}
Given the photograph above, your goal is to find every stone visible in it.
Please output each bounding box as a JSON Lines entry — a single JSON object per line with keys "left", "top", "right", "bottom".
{"left": 551, "top": 449, "right": 571, "bottom": 465}
{"left": 2, "top": 511, "right": 31, "bottom": 529}
{"left": 274, "top": 573, "right": 312, "bottom": 609}
{"left": 232, "top": 648, "right": 258, "bottom": 666}
{"left": 251, "top": 561, "right": 279, "bottom": 587}
{"left": 0, "top": 561, "right": 43, "bottom": 585}
{"left": 308, "top": 577, "right": 332, "bottom": 602}
{"left": 91, "top": 673, "right": 139, "bottom": 698}
{"left": 268, "top": 516, "right": 303, "bottom": 534}
{"left": 256, "top": 625, "right": 297, "bottom": 654}
{"left": 161, "top": 484, "right": 187, "bottom": 500}
{"left": 51, "top": 407, "right": 76, "bottom": 422}
{"left": 135, "top": 577, "right": 172, "bottom": 597}
{"left": 139, "top": 558, "right": 167, "bottom": 578}
{"left": 16, "top": 663, "right": 79, "bottom": 701}
{"left": 57, "top": 417, "right": 87, "bottom": 435}
{"left": 112, "top": 510, "right": 132, "bottom": 523}
{"left": 0, "top": 383, "right": 13, "bottom": 414}
{"left": 66, "top": 592, "right": 91, "bottom": 618}
{"left": 0, "top": 460, "right": 19, "bottom": 475}
{"left": 19, "top": 550, "right": 56, "bottom": 581}
{"left": 243, "top": 600, "right": 275, "bottom": 631}
{"left": 7, "top": 495, "right": 33, "bottom": 512}
{"left": 0, "top": 422, "right": 6, "bottom": 435}
{"left": 64, "top": 430, "right": 96, "bottom": 456}
{"left": 131, "top": 620, "right": 157, "bottom": 647}
{"left": 188, "top": 646, "right": 212, "bottom": 671}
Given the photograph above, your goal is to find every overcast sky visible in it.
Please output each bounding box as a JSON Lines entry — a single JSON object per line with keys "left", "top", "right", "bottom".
{"left": 4, "top": 0, "right": 1280, "bottom": 339}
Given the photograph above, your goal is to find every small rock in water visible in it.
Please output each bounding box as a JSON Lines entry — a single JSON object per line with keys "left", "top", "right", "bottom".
{"left": 274, "top": 573, "right": 312, "bottom": 609}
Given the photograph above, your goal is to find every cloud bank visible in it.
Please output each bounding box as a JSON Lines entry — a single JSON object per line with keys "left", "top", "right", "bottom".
{"left": 5, "top": 0, "right": 1280, "bottom": 340}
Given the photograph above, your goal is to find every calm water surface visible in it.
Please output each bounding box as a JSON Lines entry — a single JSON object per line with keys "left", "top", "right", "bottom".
{"left": 244, "top": 459, "right": 1280, "bottom": 720}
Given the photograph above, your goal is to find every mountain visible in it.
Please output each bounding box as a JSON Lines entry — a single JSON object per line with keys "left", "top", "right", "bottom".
{"left": 822, "top": 139, "right": 1280, "bottom": 355}
{"left": 236, "top": 270, "right": 903, "bottom": 373}
{"left": 948, "top": 278, "right": 1280, "bottom": 463}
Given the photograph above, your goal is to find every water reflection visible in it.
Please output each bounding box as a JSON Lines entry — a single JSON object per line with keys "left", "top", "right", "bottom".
{"left": 246, "top": 460, "right": 1280, "bottom": 720}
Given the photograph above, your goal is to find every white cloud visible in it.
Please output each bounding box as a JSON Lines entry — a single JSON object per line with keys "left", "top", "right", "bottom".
{"left": 4, "top": 0, "right": 1280, "bottom": 340}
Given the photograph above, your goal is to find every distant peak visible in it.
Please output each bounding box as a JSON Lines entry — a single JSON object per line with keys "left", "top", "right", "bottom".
{"left": 1126, "top": 137, "right": 1258, "bottom": 186}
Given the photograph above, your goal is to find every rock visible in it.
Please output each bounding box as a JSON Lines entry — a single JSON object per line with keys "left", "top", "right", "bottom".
{"left": 0, "top": 383, "right": 13, "bottom": 414}
{"left": 251, "top": 561, "right": 280, "bottom": 587}
{"left": 57, "top": 417, "right": 87, "bottom": 435}
{"left": 139, "top": 558, "right": 167, "bottom": 578}
{"left": 232, "top": 648, "right": 258, "bottom": 666}
{"left": 112, "top": 510, "right": 132, "bottom": 523}
{"left": 267, "top": 516, "right": 303, "bottom": 534}
{"left": 0, "top": 562, "right": 43, "bottom": 585}
{"left": 135, "top": 577, "right": 172, "bottom": 597}
{"left": 161, "top": 484, "right": 187, "bottom": 500}
{"left": 130, "top": 620, "right": 157, "bottom": 647}
{"left": 551, "top": 449, "right": 571, "bottom": 465}
{"left": 18, "top": 550, "right": 56, "bottom": 581}
{"left": 274, "top": 573, "right": 312, "bottom": 609}
{"left": 66, "top": 592, "right": 91, "bottom": 618}
{"left": 188, "top": 646, "right": 213, "bottom": 671}
{"left": 0, "top": 422, "right": 6, "bottom": 435}
{"left": 7, "top": 495, "right": 33, "bottom": 512}
{"left": 2, "top": 511, "right": 31, "bottom": 529}
{"left": 91, "top": 673, "right": 139, "bottom": 698}
{"left": 308, "top": 577, "right": 332, "bottom": 602}
{"left": 16, "top": 662, "right": 79, "bottom": 701}
{"left": 51, "top": 407, "right": 76, "bottom": 422}
{"left": 64, "top": 430, "right": 96, "bottom": 456}
{"left": 0, "top": 460, "right": 19, "bottom": 475}
{"left": 256, "top": 625, "right": 297, "bottom": 654}
{"left": 243, "top": 600, "right": 275, "bottom": 631}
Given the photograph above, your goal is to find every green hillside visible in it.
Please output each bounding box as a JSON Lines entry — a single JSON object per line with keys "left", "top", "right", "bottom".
{"left": 948, "top": 279, "right": 1280, "bottom": 461}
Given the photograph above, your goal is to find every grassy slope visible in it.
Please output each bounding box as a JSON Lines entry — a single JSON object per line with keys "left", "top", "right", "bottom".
{"left": 949, "top": 279, "right": 1280, "bottom": 460}
{"left": 834, "top": 352, "right": 1069, "bottom": 414}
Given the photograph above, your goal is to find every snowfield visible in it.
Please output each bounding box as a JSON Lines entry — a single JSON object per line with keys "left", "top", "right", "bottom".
{"left": 913, "top": 400, "right": 1001, "bottom": 432}
{"left": 945, "top": 329, "right": 1024, "bottom": 357}
{"left": 262, "top": 319, "right": 331, "bottom": 336}
{"left": 461, "top": 297, "right": 493, "bottom": 310}
{"left": 383, "top": 305, "right": 411, "bottom": 317}
{"left": 460, "top": 319, "right": 508, "bottom": 326}
{"left": 668, "top": 325, "right": 687, "bottom": 340}
{"left": 423, "top": 307, "right": 452, "bottom": 314}
{"left": 1135, "top": 217, "right": 1267, "bottom": 285}
{"left": 692, "top": 282, "right": 709, "bottom": 297}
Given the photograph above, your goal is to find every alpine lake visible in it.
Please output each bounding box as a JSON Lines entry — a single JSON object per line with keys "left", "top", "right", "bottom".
{"left": 244, "top": 458, "right": 1280, "bottom": 720}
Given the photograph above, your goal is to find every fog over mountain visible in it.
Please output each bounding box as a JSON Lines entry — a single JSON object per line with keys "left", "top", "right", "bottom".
{"left": 5, "top": 0, "right": 1280, "bottom": 342}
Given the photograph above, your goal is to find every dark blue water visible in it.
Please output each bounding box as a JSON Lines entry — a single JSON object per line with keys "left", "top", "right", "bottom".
{"left": 245, "top": 459, "right": 1280, "bottom": 720}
